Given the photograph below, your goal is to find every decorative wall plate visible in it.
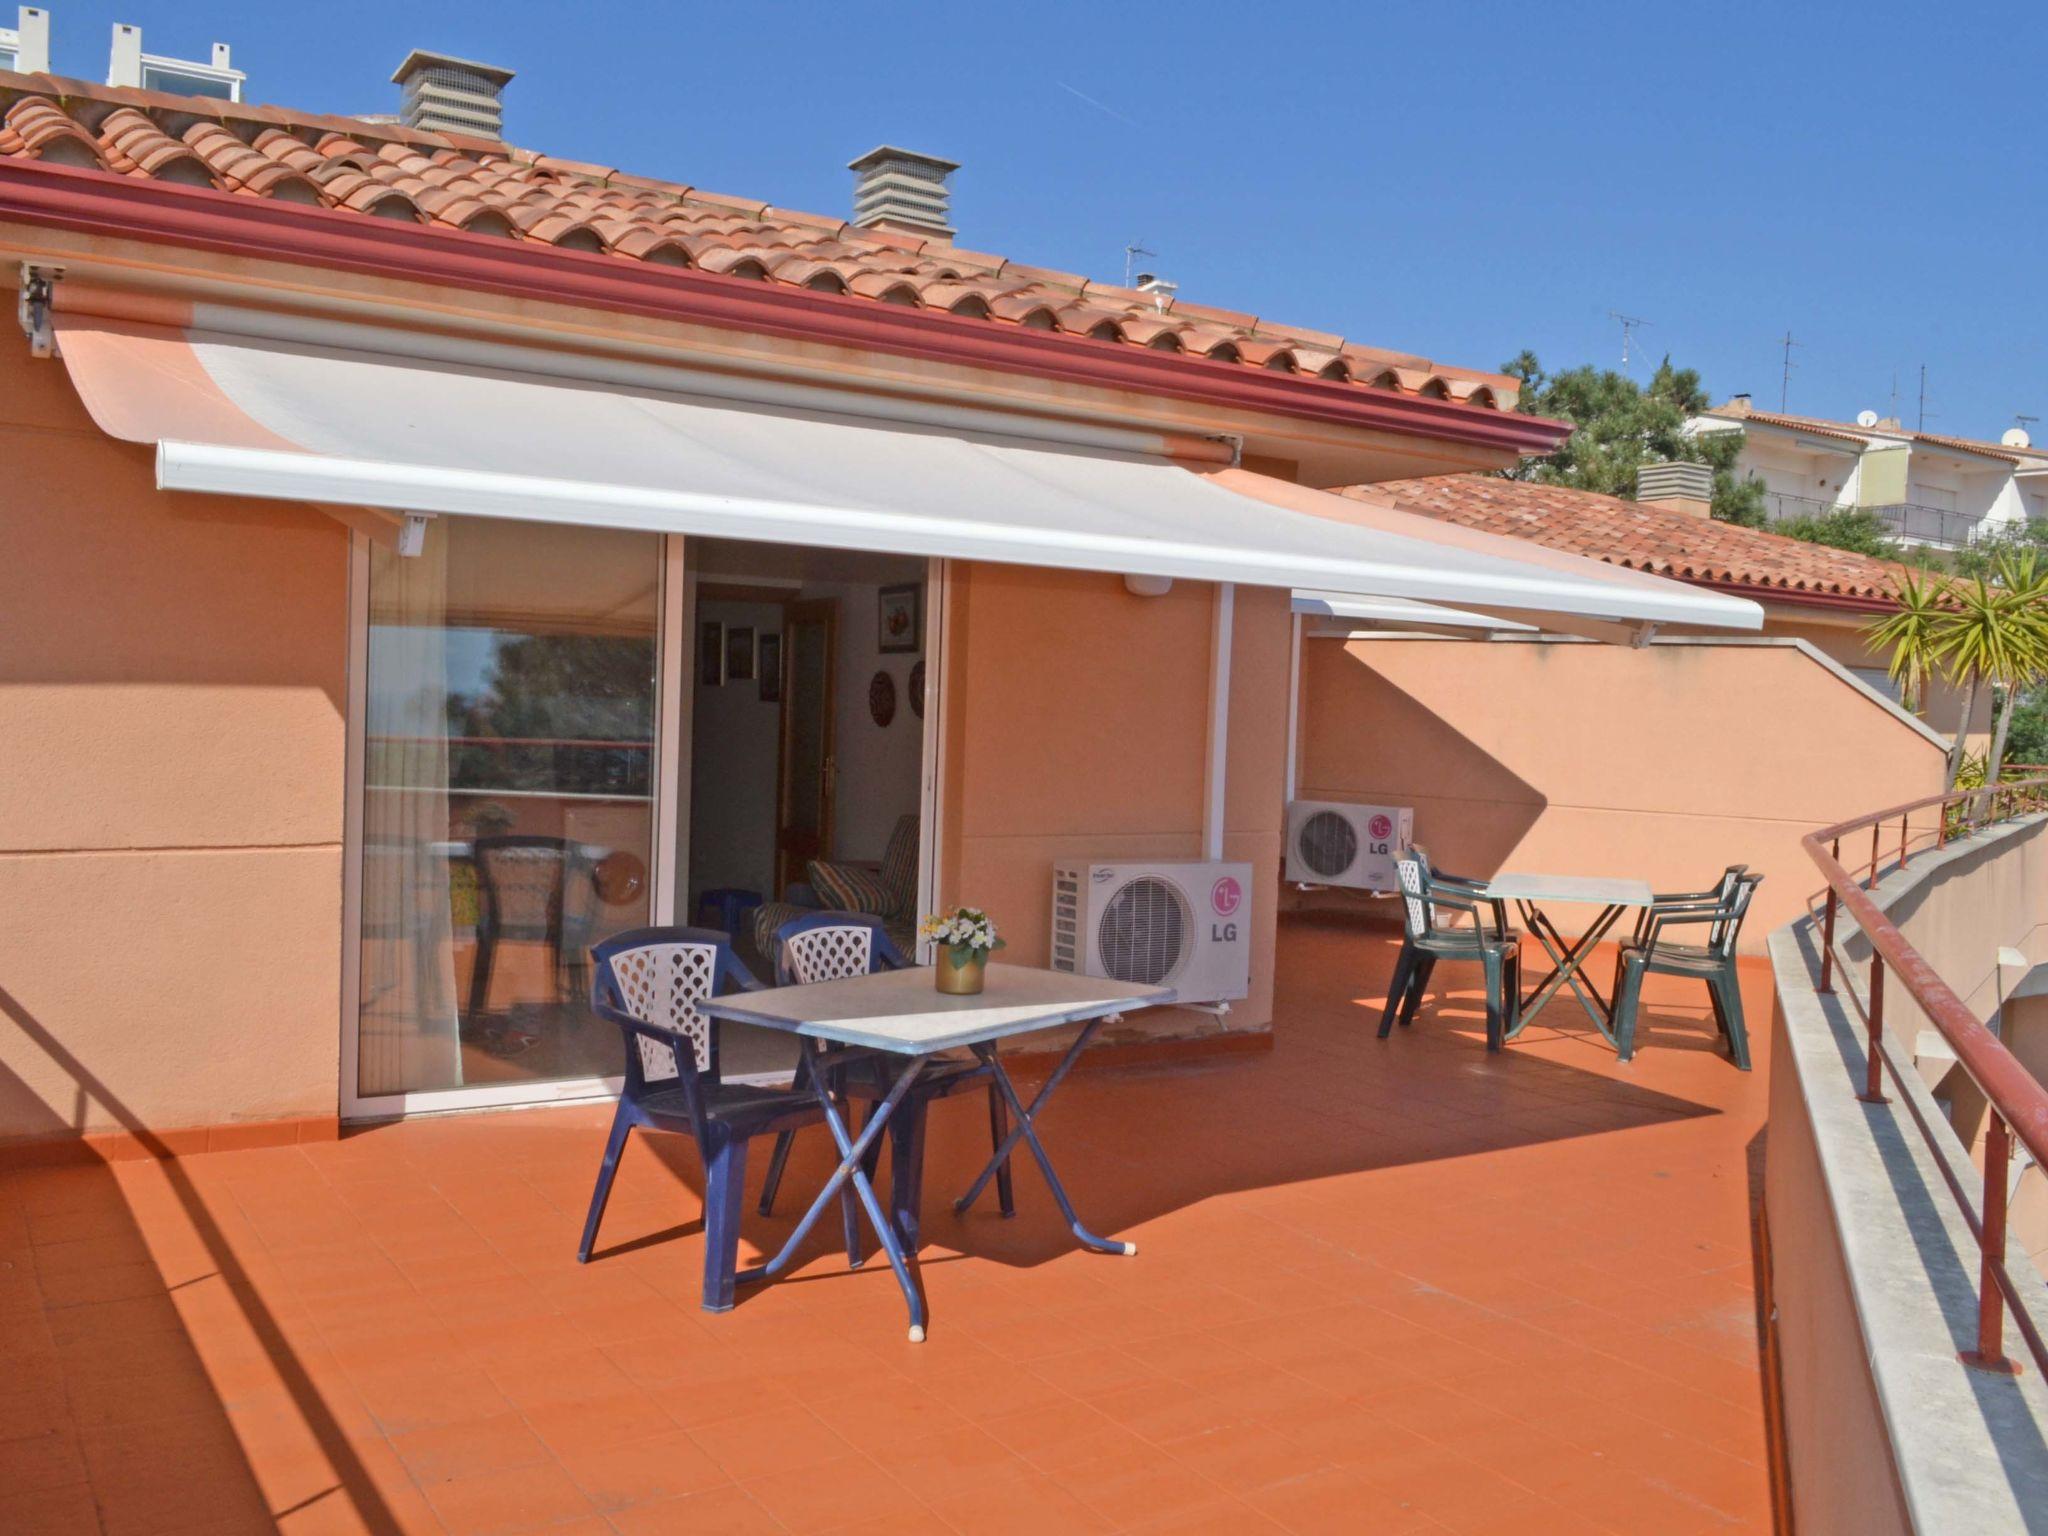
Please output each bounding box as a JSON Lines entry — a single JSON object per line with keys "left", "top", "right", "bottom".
{"left": 869, "top": 669, "right": 897, "bottom": 728}
{"left": 592, "top": 850, "right": 646, "bottom": 905}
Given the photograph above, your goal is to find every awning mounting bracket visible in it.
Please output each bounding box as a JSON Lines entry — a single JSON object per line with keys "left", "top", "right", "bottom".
{"left": 397, "top": 512, "right": 434, "bottom": 557}
{"left": 17, "top": 264, "right": 62, "bottom": 359}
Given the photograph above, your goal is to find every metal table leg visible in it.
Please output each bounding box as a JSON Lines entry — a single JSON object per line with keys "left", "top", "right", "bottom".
{"left": 952, "top": 1017, "right": 1136, "bottom": 1257}
{"left": 1508, "top": 902, "right": 1626, "bottom": 1039}
{"left": 735, "top": 1039, "right": 932, "bottom": 1341}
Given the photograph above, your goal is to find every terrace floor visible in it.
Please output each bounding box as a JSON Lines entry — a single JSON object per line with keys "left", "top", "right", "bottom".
{"left": 3, "top": 914, "right": 1777, "bottom": 1535}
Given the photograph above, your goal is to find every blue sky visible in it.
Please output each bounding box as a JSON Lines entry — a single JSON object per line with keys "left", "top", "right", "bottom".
{"left": 40, "top": 1, "right": 2046, "bottom": 437}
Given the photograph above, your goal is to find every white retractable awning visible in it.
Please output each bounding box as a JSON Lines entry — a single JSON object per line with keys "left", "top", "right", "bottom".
{"left": 1292, "top": 590, "right": 1538, "bottom": 634}
{"left": 50, "top": 313, "right": 1762, "bottom": 632}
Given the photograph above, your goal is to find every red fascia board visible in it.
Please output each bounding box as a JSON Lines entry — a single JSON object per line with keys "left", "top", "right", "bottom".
{"left": 1691, "top": 576, "right": 1897, "bottom": 614}
{"left": 0, "top": 159, "right": 1571, "bottom": 457}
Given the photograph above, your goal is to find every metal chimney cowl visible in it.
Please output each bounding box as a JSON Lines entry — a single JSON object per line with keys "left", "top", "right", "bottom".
{"left": 847, "top": 145, "right": 959, "bottom": 241}
{"left": 392, "top": 49, "right": 514, "bottom": 139}
{"left": 1635, "top": 460, "right": 1716, "bottom": 518}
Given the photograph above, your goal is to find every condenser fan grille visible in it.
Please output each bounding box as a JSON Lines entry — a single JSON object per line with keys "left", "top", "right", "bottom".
{"left": 1096, "top": 875, "right": 1192, "bottom": 986}
{"left": 1296, "top": 810, "right": 1359, "bottom": 878}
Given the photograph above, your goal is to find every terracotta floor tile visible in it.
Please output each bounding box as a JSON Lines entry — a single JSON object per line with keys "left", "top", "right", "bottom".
{"left": 0, "top": 1480, "right": 103, "bottom": 1536}
{"left": 391, "top": 1409, "right": 553, "bottom": 1485}
{"left": 689, "top": 1403, "right": 857, "bottom": 1481}
{"left": 420, "top": 1458, "right": 601, "bottom": 1536}
{"left": 2, "top": 920, "right": 1779, "bottom": 1535}
{"left": 606, "top": 1484, "right": 788, "bottom": 1535}
{"left": 552, "top": 1425, "right": 729, "bottom": 1511}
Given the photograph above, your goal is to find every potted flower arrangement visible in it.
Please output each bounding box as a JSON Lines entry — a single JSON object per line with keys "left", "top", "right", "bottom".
{"left": 920, "top": 906, "right": 1004, "bottom": 995}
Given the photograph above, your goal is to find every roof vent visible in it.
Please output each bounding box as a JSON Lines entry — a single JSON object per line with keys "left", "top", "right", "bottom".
{"left": 392, "top": 49, "right": 514, "bottom": 139}
{"left": 1636, "top": 460, "right": 1715, "bottom": 518}
{"left": 107, "top": 22, "right": 244, "bottom": 101}
{"left": 1133, "top": 273, "right": 1178, "bottom": 313}
{"left": 847, "top": 146, "right": 958, "bottom": 241}
{"left": 1, "top": 7, "right": 50, "bottom": 74}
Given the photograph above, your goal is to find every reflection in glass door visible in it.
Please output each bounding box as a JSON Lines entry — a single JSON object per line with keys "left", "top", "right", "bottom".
{"left": 353, "top": 516, "right": 662, "bottom": 1105}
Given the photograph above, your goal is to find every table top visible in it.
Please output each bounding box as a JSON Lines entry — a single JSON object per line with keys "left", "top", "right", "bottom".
{"left": 1483, "top": 872, "right": 1657, "bottom": 908}
{"left": 698, "top": 963, "right": 1177, "bottom": 1056}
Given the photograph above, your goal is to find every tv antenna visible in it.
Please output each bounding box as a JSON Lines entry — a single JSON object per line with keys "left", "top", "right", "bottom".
{"left": 1918, "top": 364, "right": 1935, "bottom": 432}
{"left": 1123, "top": 241, "right": 1155, "bottom": 289}
{"left": 1608, "top": 310, "right": 1651, "bottom": 370}
{"left": 1778, "top": 331, "right": 1801, "bottom": 413}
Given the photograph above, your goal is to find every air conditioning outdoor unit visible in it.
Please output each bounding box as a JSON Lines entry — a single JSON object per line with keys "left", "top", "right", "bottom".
{"left": 1050, "top": 859, "right": 1252, "bottom": 1004}
{"left": 1284, "top": 800, "right": 1414, "bottom": 892}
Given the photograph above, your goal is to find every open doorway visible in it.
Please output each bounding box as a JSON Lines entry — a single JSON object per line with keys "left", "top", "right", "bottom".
{"left": 686, "top": 541, "right": 931, "bottom": 1077}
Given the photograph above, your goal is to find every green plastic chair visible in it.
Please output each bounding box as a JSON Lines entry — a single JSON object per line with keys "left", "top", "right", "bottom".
{"left": 1381, "top": 847, "right": 1521, "bottom": 1053}
{"left": 1609, "top": 872, "right": 1762, "bottom": 1069}
{"left": 1629, "top": 865, "right": 1748, "bottom": 945}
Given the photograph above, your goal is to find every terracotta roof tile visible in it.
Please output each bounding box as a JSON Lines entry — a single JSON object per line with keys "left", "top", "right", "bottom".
{"left": 0, "top": 68, "right": 1520, "bottom": 412}
{"left": 1353, "top": 475, "right": 1908, "bottom": 606}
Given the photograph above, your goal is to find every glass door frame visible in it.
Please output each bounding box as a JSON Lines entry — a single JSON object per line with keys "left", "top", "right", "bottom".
{"left": 338, "top": 529, "right": 946, "bottom": 1122}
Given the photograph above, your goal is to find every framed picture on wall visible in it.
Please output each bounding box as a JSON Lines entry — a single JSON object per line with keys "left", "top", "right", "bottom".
{"left": 878, "top": 584, "right": 922, "bottom": 654}
{"left": 727, "top": 625, "right": 756, "bottom": 682}
{"left": 698, "top": 620, "right": 723, "bottom": 686}
{"left": 758, "top": 632, "right": 782, "bottom": 703}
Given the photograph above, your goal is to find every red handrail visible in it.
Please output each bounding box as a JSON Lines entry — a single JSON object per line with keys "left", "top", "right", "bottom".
{"left": 1803, "top": 775, "right": 2048, "bottom": 1375}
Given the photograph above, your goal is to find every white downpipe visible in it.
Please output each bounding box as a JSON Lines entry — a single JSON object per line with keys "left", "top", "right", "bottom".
{"left": 1204, "top": 582, "right": 1235, "bottom": 862}
{"left": 1285, "top": 610, "right": 1302, "bottom": 804}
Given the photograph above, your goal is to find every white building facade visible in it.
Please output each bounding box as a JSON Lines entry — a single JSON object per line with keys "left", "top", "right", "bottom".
{"left": 1690, "top": 397, "right": 2048, "bottom": 550}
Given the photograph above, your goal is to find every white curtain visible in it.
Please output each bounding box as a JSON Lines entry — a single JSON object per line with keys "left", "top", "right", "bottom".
{"left": 357, "top": 527, "right": 463, "bottom": 1096}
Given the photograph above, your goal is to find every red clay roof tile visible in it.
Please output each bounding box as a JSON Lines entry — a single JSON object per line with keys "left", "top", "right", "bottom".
{"left": 1356, "top": 475, "right": 1908, "bottom": 606}
{"left": 0, "top": 68, "right": 1520, "bottom": 411}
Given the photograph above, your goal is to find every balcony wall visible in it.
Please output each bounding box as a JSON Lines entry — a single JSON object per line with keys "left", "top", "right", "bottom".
{"left": 1293, "top": 634, "right": 1948, "bottom": 949}
{"left": 1767, "top": 817, "right": 2048, "bottom": 1534}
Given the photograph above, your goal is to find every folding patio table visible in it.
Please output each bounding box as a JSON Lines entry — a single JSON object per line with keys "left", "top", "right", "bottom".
{"left": 1482, "top": 872, "right": 1656, "bottom": 1040}
{"left": 698, "top": 963, "right": 1175, "bottom": 1341}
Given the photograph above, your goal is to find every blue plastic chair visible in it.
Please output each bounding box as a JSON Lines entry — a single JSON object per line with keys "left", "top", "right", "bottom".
{"left": 577, "top": 925, "right": 848, "bottom": 1311}
{"left": 755, "top": 913, "right": 1014, "bottom": 1246}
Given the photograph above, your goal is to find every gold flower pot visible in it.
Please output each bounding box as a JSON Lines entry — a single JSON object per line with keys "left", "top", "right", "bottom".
{"left": 934, "top": 948, "right": 987, "bottom": 995}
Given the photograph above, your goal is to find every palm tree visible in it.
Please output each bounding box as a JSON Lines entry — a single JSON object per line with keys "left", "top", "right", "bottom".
{"left": 1931, "top": 574, "right": 2041, "bottom": 792}
{"left": 1982, "top": 548, "right": 2048, "bottom": 793}
{"left": 1866, "top": 568, "right": 1947, "bottom": 715}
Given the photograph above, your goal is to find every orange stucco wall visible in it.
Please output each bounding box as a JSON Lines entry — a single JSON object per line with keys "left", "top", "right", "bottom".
{"left": 0, "top": 339, "right": 351, "bottom": 1144}
{"left": 939, "top": 567, "right": 1287, "bottom": 1036}
{"left": 1295, "top": 635, "right": 1949, "bottom": 949}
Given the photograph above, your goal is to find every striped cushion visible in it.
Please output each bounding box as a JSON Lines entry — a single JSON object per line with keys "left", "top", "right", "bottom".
{"left": 808, "top": 859, "right": 895, "bottom": 917}
{"left": 879, "top": 815, "right": 920, "bottom": 912}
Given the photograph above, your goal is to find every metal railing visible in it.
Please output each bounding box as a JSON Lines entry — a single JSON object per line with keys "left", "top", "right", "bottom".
{"left": 1762, "top": 491, "right": 1983, "bottom": 550}
{"left": 1805, "top": 777, "right": 2048, "bottom": 1375}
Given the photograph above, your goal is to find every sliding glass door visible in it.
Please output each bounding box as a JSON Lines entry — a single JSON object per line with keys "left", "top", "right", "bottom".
{"left": 349, "top": 516, "right": 664, "bottom": 1110}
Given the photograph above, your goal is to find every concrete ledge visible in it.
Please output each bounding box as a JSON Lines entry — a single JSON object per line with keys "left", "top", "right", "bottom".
{"left": 1768, "top": 819, "right": 2048, "bottom": 1534}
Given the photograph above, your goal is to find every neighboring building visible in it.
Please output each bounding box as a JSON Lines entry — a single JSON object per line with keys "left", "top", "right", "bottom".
{"left": 1690, "top": 395, "right": 2048, "bottom": 550}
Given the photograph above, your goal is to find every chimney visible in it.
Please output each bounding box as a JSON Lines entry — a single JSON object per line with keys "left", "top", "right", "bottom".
{"left": 2, "top": 7, "right": 50, "bottom": 73}
{"left": 1723, "top": 393, "right": 1753, "bottom": 415}
{"left": 1636, "top": 460, "right": 1715, "bottom": 518}
{"left": 392, "top": 49, "right": 514, "bottom": 139}
{"left": 107, "top": 22, "right": 244, "bottom": 100}
{"left": 847, "top": 146, "right": 958, "bottom": 241}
